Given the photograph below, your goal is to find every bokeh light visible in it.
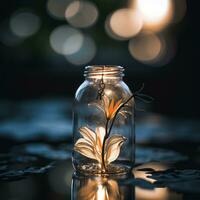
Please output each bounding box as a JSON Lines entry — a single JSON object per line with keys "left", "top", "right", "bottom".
{"left": 50, "top": 25, "right": 83, "bottom": 55}
{"left": 155, "top": 34, "right": 176, "bottom": 66}
{"left": 65, "top": 0, "right": 99, "bottom": 28}
{"left": 10, "top": 11, "right": 41, "bottom": 38}
{"left": 65, "top": 35, "right": 96, "bottom": 65}
{"left": 63, "top": 33, "right": 84, "bottom": 55}
{"left": 0, "top": 20, "right": 23, "bottom": 46}
{"left": 105, "top": 8, "right": 143, "bottom": 40}
{"left": 172, "top": 0, "right": 187, "bottom": 23}
{"left": 134, "top": 0, "right": 173, "bottom": 31}
{"left": 47, "top": 0, "right": 72, "bottom": 20}
{"left": 49, "top": 25, "right": 96, "bottom": 65}
{"left": 128, "top": 32, "right": 162, "bottom": 64}
{"left": 129, "top": 32, "right": 176, "bottom": 66}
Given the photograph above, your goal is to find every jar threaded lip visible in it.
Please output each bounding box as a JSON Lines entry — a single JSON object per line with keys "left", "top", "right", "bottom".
{"left": 84, "top": 65, "right": 124, "bottom": 79}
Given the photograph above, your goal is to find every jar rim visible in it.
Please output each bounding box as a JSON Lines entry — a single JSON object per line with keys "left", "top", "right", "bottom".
{"left": 84, "top": 65, "right": 124, "bottom": 79}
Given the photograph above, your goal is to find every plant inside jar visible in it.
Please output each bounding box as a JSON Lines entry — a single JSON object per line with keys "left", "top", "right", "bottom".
{"left": 74, "top": 94, "right": 134, "bottom": 173}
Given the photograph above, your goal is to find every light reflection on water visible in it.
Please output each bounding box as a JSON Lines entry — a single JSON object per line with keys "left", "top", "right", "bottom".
{"left": 71, "top": 175, "right": 182, "bottom": 200}
{"left": 71, "top": 174, "right": 134, "bottom": 200}
{"left": 70, "top": 162, "right": 182, "bottom": 200}
{"left": 136, "top": 187, "right": 182, "bottom": 200}
{"left": 133, "top": 162, "right": 183, "bottom": 200}
{"left": 0, "top": 147, "right": 188, "bottom": 199}
{"left": 0, "top": 159, "right": 187, "bottom": 200}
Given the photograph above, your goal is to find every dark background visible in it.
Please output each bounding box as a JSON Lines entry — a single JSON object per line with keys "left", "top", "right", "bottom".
{"left": 0, "top": 0, "right": 199, "bottom": 117}
{"left": 0, "top": 2, "right": 200, "bottom": 199}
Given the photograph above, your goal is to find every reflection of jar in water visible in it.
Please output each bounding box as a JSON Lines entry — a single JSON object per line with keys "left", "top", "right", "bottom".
{"left": 71, "top": 173, "right": 135, "bottom": 200}
{"left": 72, "top": 65, "right": 135, "bottom": 175}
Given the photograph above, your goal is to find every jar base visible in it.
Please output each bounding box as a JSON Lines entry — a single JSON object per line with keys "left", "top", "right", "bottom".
{"left": 76, "top": 163, "right": 131, "bottom": 176}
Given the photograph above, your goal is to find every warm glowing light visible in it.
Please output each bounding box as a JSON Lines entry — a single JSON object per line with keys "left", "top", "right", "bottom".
{"left": 65, "top": 0, "right": 99, "bottom": 28}
{"left": 97, "top": 185, "right": 107, "bottom": 199}
{"left": 77, "top": 177, "right": 121, "bottom": 200}
{"left": 136, "top": 187, "right": 182, "bottom": 200}
{"left": 47, "top": 0, "right": 72, "bottom": 19}
{"left": 133, "top": 163, "right": 182, "bottom": 200}
{"left": 128, "top": 33, "right": 162, "bottom": 64}
{"left": 134, "top": 0, "right": 173, "bottom": 31}
{"left": 129, "top": 32, "right": 176, "bottom": 66}
{"left": 133, "top": 162, "right": 169, "bottom": 183}
{"left": 65, "top": 35, "right": 96, "bottom": 65}
{"left": 10, "top": 11, "right": 41, "bottom": 38}
{"left": 65, "top": 1, "right": 80, "bottom": 18}
{"left": 49, "top": 25, "right": 83, "bottom": 55}
{"left": 136, "top": 0, "right": 170, "bottom": 22}
{"left": 106, "top": 8, "right": 143, "bottom": 40}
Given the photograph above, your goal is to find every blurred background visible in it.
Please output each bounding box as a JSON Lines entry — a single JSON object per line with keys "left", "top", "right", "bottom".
{"left": 1, "top": 1, "right": 200, "bottom": 200}
{"left": 0, "top": 0, "right": 199, "bottom": 117}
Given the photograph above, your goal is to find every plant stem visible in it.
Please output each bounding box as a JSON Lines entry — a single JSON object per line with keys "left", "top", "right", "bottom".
{"left": 108, "top": 94, "right": 134, "bottom": 137}
{"left": 101, "top": 119, "right": 109, "bottom": 172}
{"left": 101, "top": 94, "right": 134, "bottom": 173}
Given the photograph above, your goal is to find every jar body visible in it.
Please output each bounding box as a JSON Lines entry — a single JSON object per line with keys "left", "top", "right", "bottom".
{"left": 72, "top": 66, "right": 135, "bottom": 175}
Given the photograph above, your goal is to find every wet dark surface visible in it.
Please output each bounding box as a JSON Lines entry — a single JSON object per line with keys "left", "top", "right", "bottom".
{"left": 0, "top": 99, "right": 200, "bottom": 200}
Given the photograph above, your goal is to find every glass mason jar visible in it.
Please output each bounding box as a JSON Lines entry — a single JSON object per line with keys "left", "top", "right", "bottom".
{"left": 72, "top": 65, "right": 135, "bottom": 175}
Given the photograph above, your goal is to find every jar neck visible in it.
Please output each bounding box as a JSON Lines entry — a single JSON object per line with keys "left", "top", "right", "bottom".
{"left": 84, "top": 65, "right": 124, "bottom": 81}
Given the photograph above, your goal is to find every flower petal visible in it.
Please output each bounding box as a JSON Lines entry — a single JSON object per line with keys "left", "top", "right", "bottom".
{"left": 109, "top": 99, "right": 115, "bottom": 115}
{"left": 88, "top": 102, "right": 105, "bottom": 113}
{"left": 118, "top": 110, "right": 129, "bottom": 118}
{"left": 103, "top": 95, "right": 110, "bottom": 118}
{"left": 79, "top": 127, "right": 96, "bottom": 145}
{"left": 74, "top": 145, "right": 97, "bottom": 160}
{"left": 103, "top": 95, "right": 110, "bottom": 108}
{"left": 113, "top": 99, "right": 122, "bottom": 111}
{"left": 95, "top": 127, "right": 106, "bottom": 158}
{"left": 105, "top": 135, "right": 126, "bottom": 164}
{"left": 96, "top": 127, "right": 106, "bottom": 148}
{"left": 75, "top": 138, "right": 94, "bottom": 152}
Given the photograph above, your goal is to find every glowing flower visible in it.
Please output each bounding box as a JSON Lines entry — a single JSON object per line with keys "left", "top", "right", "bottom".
{"left": 103, "top": 95, "right": 123, "bottom": 120}
{"left": 89, "top": 95, "right": 130, "bottom": 120}
{"left": 78, "top": 177, "right": 120, "bottom": 200}
{"left": 74, "top": 126, "right": 126, "bottom": 166}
